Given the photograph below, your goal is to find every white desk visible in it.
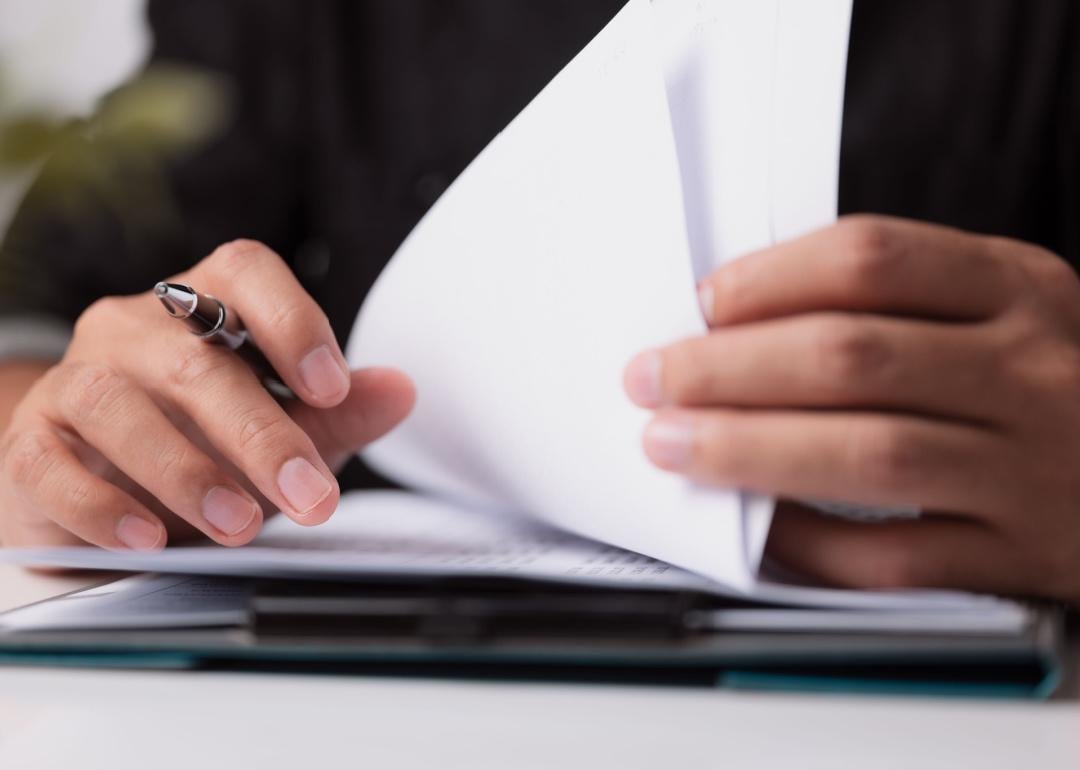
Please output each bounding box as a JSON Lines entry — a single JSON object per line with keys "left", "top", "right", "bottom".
{"left": 1, "top": 565, "right": 1078, "bottom": 769}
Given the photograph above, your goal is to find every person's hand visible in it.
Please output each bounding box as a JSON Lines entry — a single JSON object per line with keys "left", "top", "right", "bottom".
{"left": 0, "top": 240, "right": 415, "bottom": 551}
{"left": 624, "top": 215, "right": 1080, "bottom": 602}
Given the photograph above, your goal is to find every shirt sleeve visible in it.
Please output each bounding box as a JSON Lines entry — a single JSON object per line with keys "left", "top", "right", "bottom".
{"left": 0, "top": 315, "right": 70, "bottom": 363}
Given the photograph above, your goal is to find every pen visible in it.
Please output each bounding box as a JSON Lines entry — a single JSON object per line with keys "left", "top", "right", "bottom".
{"left": 154, "top": 281, "right": 296, "bottom": 400}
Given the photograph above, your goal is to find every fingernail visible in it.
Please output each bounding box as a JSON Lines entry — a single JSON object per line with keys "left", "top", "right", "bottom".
{"left": 298, "top": 345, "right": 349, "bottom": 402}
{"left": 697, "top": 282, "right": 714, "bottom": 324}
{"left": 202, "top": 486, "right": 259, "bottom": 536}
{"left": 278, "top": 457, "right": 334, "bottom": 515}
{"left": 116, "top": 515, "right": 164, "bottom": 551}
{"left": 624, "top": 350, "right": 663, "bottom": 407}
{"left": 643, "top": 416, "right": 696, "bottom": 470}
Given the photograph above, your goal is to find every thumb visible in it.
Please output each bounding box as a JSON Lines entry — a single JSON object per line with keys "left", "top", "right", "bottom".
{"left": 288, "top": 367, "right": 416, "bottom": 471}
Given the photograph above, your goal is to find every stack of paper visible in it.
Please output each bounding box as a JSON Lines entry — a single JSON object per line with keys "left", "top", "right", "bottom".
{"left": 0, "top": 490, "right": 1026, "bottom": 619}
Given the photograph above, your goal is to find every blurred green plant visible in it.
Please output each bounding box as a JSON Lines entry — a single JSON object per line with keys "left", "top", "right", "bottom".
{"left": 0, "top": 63, "right": 231, "bottom": 228}
{"left": 1, "top": 65, "right": 229, "bottom": 166}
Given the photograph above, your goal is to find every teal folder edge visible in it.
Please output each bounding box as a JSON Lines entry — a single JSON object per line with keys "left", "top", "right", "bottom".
{"left": 0, "top": 651, "right": 196, "bottom": 670}
{"left": 718, "top": 662, "right": 1062, "bottom": 700}
{"left": 0, "top": 644, "right": 1061, "bottom": 700}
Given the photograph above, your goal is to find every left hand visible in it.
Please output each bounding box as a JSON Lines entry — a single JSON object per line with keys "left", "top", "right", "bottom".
{"left": 624, "top": 215, "right": 1080, "bottom": 602}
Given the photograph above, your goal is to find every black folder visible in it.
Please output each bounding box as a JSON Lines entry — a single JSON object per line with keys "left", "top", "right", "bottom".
{"left": 0, "top": 575, "right": 1063, "bottom": 698}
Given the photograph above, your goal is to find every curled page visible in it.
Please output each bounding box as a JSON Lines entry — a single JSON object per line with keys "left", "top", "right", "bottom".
{"left": 347, "top": 0, "right": 753, "bottom": 589}
{"left": 653, "top": 0, "right": 854, "bottom": 570}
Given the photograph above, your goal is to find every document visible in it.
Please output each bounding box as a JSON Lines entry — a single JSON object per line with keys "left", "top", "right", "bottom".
{"left": 0, "top": 490, "right": 1026, "bottom": 617}
{"left": 0, "top": 566, "right": 1028, "bottom": 636}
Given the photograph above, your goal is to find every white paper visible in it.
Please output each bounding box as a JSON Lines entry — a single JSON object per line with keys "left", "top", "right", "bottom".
{"left": 0, "top": 491, "right": 1027, "bottom": 617}
{"left": 770, "top": 0, "right": 854, "bottom": 241}
{"left": 653, "top": 0, "right": 777, "bottom": 270}
{"left": 347, "top": 0, "right": 752, "bottom": 589}
{"left": 652, "top": 0, "right": 852, "bottom": 250}
{"left": 0, "top": 492, "right": 728, "bottom": 596}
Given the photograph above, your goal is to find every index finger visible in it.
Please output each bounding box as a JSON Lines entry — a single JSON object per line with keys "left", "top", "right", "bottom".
{"left": 698, "top": 215, "right": 1019, "bottom": 327}
{"left": 190, "top": 240, "right": 351, "bottom": 408}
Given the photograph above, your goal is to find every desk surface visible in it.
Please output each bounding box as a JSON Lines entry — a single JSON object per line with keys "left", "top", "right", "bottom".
{"left": 1, "top": 566, "right": 1078, "bottom": 770}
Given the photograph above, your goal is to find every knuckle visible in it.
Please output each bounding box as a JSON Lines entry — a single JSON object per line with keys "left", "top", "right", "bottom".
{"left": 264, "top": 299, "right": 310, "bottom": 335}
{"left": 72, "top": 296, "right": 123, "bottom": 341}
{"left": 64, "top": 364, "right": 129, "bottom": 425}
{"left": 204, "top": 239, "right": 274, "bottom": 279}
{"left": 233, "top": 406, "right": 288, "bottom": 456}
{"left": 2, "top": 430, "right": 59, "bottom": 491}
{"left": 994, "top": 313, "right": 1052, "bottom": 371}
{"left": 65, "top": 476, "right": 97, "bottom": 514}
{"left": 813, "top": 319, "right": 890, "bottom": 383}
{"left": 835, "top": 216, "right": 900, "bottom": 287}
{"left": 1054, "top": 346, "right": 1080, "bottom": 393}
{"left": 63, "top": 479, "right": 117, "bottom": 536}
{"left": 997, "top": 312, "right": 1080, "bottom": 397}
{"left": 153, "top": 443, "right": 204, "bottom": 490}
{"left": 1014, "top": 241, "right": 1076, "bottom": 286}
{"left": 1035, "top": 341, "right": 1080, "bottom": 393}
{"left": 851, "top": 425, "right": 922, "bottom": 493}
{"left": 164, "top": 345, "right": 231, "bottom": 392}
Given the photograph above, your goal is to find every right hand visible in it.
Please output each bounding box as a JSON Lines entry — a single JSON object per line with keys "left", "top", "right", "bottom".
{"left": 0, "top": 240, "right": 415, "bottom": 551}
